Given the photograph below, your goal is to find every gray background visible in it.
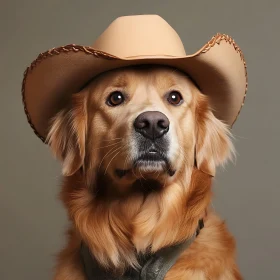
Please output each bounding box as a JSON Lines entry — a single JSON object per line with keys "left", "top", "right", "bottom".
{"left": 0, "top": 0, "right": 279, "bottom": 279}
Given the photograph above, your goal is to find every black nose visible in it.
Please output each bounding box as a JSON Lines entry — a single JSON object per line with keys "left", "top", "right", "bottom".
{"left": 133, "top": 111, "right": 170, "bottom": 140}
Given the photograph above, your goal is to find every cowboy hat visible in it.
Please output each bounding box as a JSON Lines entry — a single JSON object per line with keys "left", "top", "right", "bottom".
{"left": 21, "top": 14, "right": 247, "bottom": 142}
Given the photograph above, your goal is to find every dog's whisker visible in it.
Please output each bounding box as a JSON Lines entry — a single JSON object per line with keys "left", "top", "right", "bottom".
{"left": 138, "top": 167, "right": 146, "bottom": 181}
{"left": 123, "top": 151, "right": 132, "bottom": 171}
{"left": 131, "top": 164, "right": 138, "bottom": 179}
{"left": 116, "top": 143, "right": 131, "bottom": 171}
{"left": 104, "top": 148, "right": 122, "bottom": 175}
{"left": 155, "top": 170, "right": 161, "bottom": 180}
{"left": 98, "top": 146, "right": 122, "bottom": 173}
{"left": 123, "top": 154, "right": 129, "bottom": 171}
{"left": 103, "top": 137, "right": 123, "bottom": 142}
{"left": 94, "top": 141, "right": 122, "bottom": 150}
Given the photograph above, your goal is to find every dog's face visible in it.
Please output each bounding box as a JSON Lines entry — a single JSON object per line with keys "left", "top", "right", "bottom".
{"left": 47, "top": 66, "right": 233, "bottom": 194}
{"left": 86, "top": 66, "right": 197, "bottom": 188}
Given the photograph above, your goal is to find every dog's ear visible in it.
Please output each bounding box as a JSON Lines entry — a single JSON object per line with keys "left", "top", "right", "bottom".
{"left": 195, "top": 94, "right": 235, "bottom": 176}
{"left": 46, "top": 93, "right": 87, "bottom": 176}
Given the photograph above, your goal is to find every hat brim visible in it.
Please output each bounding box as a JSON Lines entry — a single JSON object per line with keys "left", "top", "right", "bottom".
{"left": 22, "top": 33, "right": 247, "bottom": 142}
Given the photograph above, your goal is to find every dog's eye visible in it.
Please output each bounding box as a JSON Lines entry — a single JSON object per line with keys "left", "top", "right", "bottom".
{"left": 167, "top": 91, "right": 183, "bottom": 106}
{"left": 107, "top": 91, "right": 125, "bottom": 106}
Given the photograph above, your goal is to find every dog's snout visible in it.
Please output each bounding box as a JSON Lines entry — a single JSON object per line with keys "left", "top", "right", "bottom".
{"left": 134, "top": 111, "right": 170, "bottom": 140}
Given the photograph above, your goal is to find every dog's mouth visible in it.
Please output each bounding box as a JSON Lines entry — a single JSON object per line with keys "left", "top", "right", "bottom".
{"left": 137, "top": 148, "right": 166, "bottom": 162}
{"left": 115, "top": 148, "right": 176, "bottom": 178}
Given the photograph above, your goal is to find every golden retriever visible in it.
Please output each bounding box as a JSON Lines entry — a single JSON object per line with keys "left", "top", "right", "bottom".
{"left": 47, "top": 65, "right": 241, "bottom": 279}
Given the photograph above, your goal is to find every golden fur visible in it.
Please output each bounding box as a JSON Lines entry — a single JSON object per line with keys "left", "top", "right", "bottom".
{"left": 46, "top": 66, "right": 241, "bottom": 279}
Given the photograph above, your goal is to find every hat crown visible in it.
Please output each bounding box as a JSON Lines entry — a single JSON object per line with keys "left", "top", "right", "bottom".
{"left": 92, "top": 15, "right": 187, "bottom": 58}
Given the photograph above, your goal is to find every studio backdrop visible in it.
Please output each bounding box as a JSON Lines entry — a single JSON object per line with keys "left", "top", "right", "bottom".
{"left": 0, "top": 1, "right": 279, "bottom": 279}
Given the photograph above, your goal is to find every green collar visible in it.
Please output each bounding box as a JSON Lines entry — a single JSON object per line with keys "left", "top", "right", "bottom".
{"left": 80, "top": 219, "right": 204, "bottom": 280}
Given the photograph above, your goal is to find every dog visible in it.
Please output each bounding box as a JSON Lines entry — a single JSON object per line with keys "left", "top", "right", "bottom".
{"left": 45, "top": 65, "right": 241, "bottom": 279}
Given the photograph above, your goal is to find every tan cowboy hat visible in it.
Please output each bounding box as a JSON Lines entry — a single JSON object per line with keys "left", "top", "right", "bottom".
{"left": 22, "top": 14, "right": 247, "bottom": 142}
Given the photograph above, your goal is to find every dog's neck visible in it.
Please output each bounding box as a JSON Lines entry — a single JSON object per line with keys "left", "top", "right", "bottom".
{"left": 61, "top": 168, "right": 212, "bottom": 272}
{"left": 80, "top": 219, "right": 204, "bottom": 279}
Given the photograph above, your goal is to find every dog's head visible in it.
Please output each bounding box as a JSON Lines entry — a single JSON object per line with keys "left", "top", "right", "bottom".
{"left": 47, "top": 66, "right": 234, "bottom": 194}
